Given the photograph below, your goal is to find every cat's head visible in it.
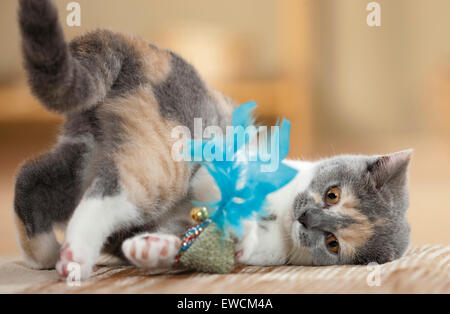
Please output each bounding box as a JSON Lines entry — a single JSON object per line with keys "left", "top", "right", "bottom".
{"left": 289, "top": 150, "right": 412, "bottom": 265}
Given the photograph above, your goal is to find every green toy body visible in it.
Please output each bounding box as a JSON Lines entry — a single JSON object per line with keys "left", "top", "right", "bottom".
{"left": 179, "top": 223, "right": 235, "bottom": 273}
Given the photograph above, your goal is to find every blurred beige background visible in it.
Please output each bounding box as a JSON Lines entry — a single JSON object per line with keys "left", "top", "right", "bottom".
{"left": 0, "top": 0, "right": 449, "bottom": 257}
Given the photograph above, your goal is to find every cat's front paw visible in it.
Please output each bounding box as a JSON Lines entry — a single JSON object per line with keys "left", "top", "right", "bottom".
{"left": 122, "top": 233, "right": 181, "bottom": 269}
{"left": 55, "top": 243, "right": 94, "bottom": 280}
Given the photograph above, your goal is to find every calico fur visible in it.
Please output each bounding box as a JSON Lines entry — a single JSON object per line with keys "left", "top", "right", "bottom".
{"left": 15, "top": 0, "right": 233, "bottom": 276}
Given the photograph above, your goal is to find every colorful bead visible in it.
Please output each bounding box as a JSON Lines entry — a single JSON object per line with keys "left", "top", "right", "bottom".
{"left": 174, "top": 218, "right": 211, "bottom": 263}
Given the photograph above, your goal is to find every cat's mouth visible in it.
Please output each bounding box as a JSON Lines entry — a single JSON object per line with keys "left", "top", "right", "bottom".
{"left": 289, "top": 218, "right": 309, "bottom": 246}
{"left": 287, "top": 221, "right": 314, "bottom": 265}
{"left": 287, "top": 208, "right": 313, "bottom": 249}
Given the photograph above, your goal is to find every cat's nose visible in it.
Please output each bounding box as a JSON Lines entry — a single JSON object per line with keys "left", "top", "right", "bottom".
{"left": 298, "top": 211, "right": 310, "bottom": 229}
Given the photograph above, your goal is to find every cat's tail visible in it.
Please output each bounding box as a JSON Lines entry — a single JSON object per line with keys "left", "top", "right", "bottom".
{"left": 18, "top": 0, "right": 121, "bottom": 113}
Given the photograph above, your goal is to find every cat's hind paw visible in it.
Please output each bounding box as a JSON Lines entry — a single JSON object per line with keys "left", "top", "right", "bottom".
{"left": 122, "top": 233, "right": 181, "bottom": 269}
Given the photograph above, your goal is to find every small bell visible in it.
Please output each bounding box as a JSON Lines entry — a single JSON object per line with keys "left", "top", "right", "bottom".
{"left": 190, "top": 206, "right": 208, "bottom": 222}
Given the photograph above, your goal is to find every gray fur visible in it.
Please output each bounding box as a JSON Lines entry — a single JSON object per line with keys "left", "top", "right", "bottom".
{"left": 14, "top": 141, "right": 89, "bottom": 236}
{"left": 19, "top": 0, "right": 146, "bottom": 113}
{"left": 64, "top": 109, "right": 101, "bottom": 139}
{"left": 153, "top": 52, "right": 227, "bottom": 134}
{"left": 257, "top": 214, "right": 277, "bottom": 231}
{"left": 293, "top": 152, "right": 411, "bottom": 265}
{"left": 294, "top": 194, "right": 356, "bottom": 232}
{"left": 84, "top": 157, "right": 121, "bottom": 198}
{"left": 261, "top": 214, "right": 277, "bottom": 221}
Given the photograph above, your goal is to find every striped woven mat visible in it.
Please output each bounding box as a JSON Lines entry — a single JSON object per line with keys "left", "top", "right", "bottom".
{"left": 0, "top": 244, "right": 448, "bottom": 293}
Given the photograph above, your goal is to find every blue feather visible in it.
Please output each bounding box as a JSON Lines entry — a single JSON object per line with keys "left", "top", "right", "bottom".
{"left": 185, "top": 101, "right": 298, "bottom": 237}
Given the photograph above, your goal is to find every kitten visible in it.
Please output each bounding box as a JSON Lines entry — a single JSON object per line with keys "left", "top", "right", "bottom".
{"left": 14, "top": 0, "right": 411, "bottom": 279}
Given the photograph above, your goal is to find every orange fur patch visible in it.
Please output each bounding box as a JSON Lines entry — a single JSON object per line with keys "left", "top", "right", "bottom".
{"left": 210, "top": 89, "right": 235, "bottom": 119}
{"left": 14, "top": 214, "right": 59, "bottom": 268}
{"left": 103, "top": 87, "right": 190, "bottom": 212}
{"left": 14, "top": 214, "right": 33, "bottom": 258}
{"left": 334, "top": 188, "right": 374, "bottom": 258}
{"left": 127, "top": 35, "right": 172, "bottom": 85}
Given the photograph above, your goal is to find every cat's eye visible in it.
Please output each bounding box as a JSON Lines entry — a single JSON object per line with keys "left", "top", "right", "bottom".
{"left": 325, "top": 233, "right": 340, "bottom": 254}
{"left": 325, "top": 187, "right": 341, "bottom": 205}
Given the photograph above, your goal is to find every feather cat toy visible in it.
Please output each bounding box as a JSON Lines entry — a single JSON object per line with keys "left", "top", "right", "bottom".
{"left": 175, "top": 102, "right": 298, "bottom": 273}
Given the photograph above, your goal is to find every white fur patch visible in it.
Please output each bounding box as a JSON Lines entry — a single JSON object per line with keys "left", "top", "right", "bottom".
{"left": 57, "top": 189, "right": 141, "bottom": 279}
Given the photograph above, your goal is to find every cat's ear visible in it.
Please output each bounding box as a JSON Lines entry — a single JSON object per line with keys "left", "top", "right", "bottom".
{"left": 367, "top": 149, "right": 413, "bottom": 189}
